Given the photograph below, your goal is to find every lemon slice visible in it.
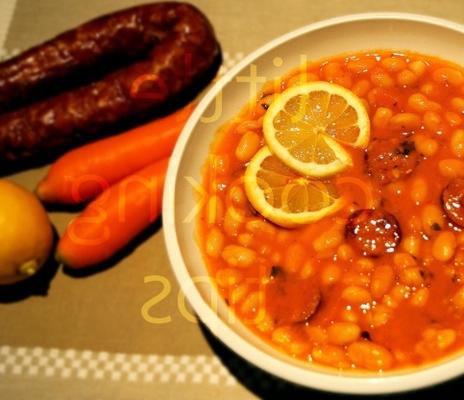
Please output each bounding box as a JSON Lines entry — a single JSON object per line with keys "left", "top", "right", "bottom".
{"left": 263, "top": 81, "right": 370, "bottom": 177}
{"left": 244, "top": 146, "right": 344, "bottom": 227}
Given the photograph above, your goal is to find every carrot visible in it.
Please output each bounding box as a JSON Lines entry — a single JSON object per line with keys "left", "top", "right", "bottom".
{"left": 56, "top": 158, "right": 168, "bottom": 268}
{"left": 36, "top": 104, "right": 193, "bottom": 204}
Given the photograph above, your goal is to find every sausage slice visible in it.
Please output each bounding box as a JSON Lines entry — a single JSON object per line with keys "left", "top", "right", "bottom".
{"left": 366, "top": 139, "right": 419, "bottom": 184}
{"left": 265, "top": 269, "right": 321, "bottom": 325}
{"left": 345, "top": 209, "right": 401, "bottom": 257}
{"left": 442, "top": 178, "right": 464, "bottom": 228}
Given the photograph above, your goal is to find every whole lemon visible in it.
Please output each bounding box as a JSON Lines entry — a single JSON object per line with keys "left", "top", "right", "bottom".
{"left": 0, "top": 180, "right": 53, "bottom": 285}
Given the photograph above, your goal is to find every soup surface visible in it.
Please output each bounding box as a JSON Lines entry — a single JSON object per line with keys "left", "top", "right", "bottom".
{"left": 198, "top": 50, "right": 464, "bottom": 371}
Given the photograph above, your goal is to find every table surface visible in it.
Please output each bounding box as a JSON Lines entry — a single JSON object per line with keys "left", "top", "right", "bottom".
{"left": 2, "top": 0, "right": 464, "bottom": 399}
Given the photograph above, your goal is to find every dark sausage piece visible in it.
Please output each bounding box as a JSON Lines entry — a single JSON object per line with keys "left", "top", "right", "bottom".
{"left": 442, "top": 178, "right": 464, "bottom": 228}
{"left": 265, "top": 270, "right": 321, "bottom": 325}
{"left": 366, "top": 138, "right": 419, "bottom": 184}
{"left": 0, "top": 3, "right": 220, "bottom": 164}
{"left": 0, "top": 5, "right": 166, "bottom": 113}
{"left": 345, "top": 209, "right": 401, "bottom": 257}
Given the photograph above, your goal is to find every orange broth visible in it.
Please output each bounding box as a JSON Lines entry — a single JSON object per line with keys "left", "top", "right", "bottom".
{"left": 198, "top": 50, "right": 464, "bottom": 371}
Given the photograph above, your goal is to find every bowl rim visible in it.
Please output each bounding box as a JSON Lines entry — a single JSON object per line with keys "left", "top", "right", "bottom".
{"left": 163, "top": 12, "right": 464, "bottom": 394}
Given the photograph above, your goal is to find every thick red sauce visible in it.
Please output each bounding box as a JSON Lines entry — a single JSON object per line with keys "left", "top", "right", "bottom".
{"left": 198, "top": 50, "right": 464, "bottom": 371}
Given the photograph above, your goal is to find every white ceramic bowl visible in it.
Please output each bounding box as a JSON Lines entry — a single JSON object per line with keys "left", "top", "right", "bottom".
{"left": 163, "top": 13, "right": 464, "bottom": 394}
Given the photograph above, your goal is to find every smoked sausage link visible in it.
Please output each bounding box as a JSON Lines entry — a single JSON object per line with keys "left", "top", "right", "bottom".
{"left": 0, "top": 2, "right": 220, "bottom": 164}
{"left": 0, "top": 5, "right": 168, "bottom": 113}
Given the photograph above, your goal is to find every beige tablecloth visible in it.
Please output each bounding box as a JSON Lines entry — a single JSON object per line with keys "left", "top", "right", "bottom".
{"left": 1, "top": 0, "right": 464, "bottom": 399}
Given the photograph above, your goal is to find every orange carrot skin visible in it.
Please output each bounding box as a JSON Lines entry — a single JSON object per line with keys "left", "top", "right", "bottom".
{"left": 37, "top": 104, "right": 192, "bottom": 204}
{"left": 56, "top": 158, "right": 169, "bottom": 268}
